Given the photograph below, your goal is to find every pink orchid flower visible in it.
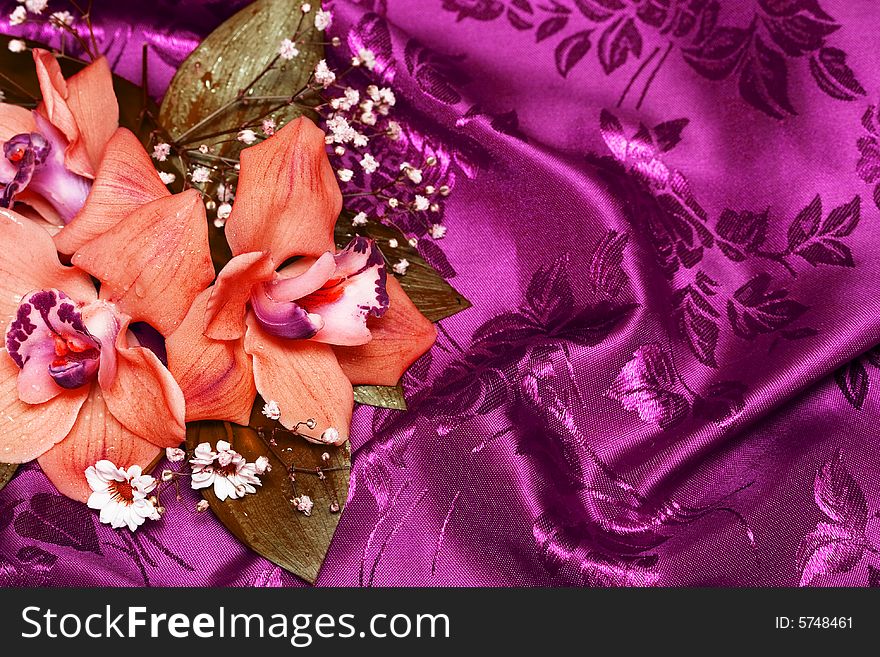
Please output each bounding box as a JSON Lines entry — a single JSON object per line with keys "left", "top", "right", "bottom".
{"left": 166, "top": 117, "right": 437, "bottom": 445}
{"left": 0, "top": 160, "right": 214, "bottom": 501}
{"left": 0, "top": 49, "right": 118, "bottom": 234}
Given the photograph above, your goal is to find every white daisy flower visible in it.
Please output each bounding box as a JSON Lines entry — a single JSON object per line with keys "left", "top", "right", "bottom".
{"left": 85, "top": 461, "right": 160, "bottom": 531}
{"left": 190, "top": 441, "right": 262, "bottom": 501}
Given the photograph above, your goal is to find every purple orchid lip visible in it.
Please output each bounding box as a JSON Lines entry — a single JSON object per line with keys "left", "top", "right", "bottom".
{"left": 0, "top": 113, "right": 92, "bottom": 224}
{"left": 250, "top": 284, "right": 324, "bottom": 340}
{"left": 48, "top": 351, "right": 100, "bottom": 389}
{"left": 5, "top": 289, "right": 104, "bottom": 393}
{"left": 0, "top": 132, "right": 50, "bottom": 210}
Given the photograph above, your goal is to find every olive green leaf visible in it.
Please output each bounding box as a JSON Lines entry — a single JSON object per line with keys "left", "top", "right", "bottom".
{"left": 187, "top": 399, "right": 349, "bottom": 584}
{"left": 158, "top": 0, "right": 322, "bottom": 158}
{"left": 353, "top": 384, "right": 407, "bottom": 410}
{"left": 0, "top": 462, "right": 17, "bottom": 493}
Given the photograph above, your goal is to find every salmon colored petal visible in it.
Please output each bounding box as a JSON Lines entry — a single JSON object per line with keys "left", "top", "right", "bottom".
{"left": 205, "top": 251, "right": 275, "bottom": 341}
{"left": 72, "top": 189, "right": 214, "bottom": 336}
{"left": 0, "top": 102, "right": 37, "bottom": 140}
{"left": 55, "top": 128, "right": 169, "bottom": 255}
{"left": 63, "top": 56, "right": 118, "bottom": 173}
{"left": 100, "top": 321, "right": 186, "bottom": 449}
{"left": 0, "top": 208, "right": 97, "bottom": 328}
{"left": 333, "top": 276, "right": 437, "bottom": 386}
{"left": 225, "top": 117, "right": 341, "bottom": 262}
{"left": 244, "top": 313, "right": 352, "bottom": 445}
{"left": 0, "top": 350, "right": 88, "bottom": 462}
{"left": 38, "top": 383, "right": 160, "bottom": 503}
{"left": 167, "top": 288, "right": 256, "bottom": 425}
{"left": 33, "top": 50, "right": 118, "bottom": 178}
{"left": 16, "top": 190, "right": 65, "bottom": 227}
{"left": 0, "top": 103, "right": 36, "bottom": 183}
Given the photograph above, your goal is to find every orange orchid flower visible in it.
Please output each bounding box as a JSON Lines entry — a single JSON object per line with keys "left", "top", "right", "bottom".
{"left": 166, "top": 117, "right": 437, "bottom": 445}
{"left": 0, "top": 49, "right": 118, "bottom": 235}
{"left": 0, "top": 158, "right": 214, "bottom": 501}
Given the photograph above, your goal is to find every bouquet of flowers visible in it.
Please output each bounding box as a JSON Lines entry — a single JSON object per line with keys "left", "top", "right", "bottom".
{"left": 0, "top": 0, "right": 468, "bottom": 582}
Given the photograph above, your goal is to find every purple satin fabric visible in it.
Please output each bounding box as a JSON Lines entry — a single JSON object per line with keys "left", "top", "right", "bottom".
{"left": 2, "top": 0, "right": 880, "bottom": 587}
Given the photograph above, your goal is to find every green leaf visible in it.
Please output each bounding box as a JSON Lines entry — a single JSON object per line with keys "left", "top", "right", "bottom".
{"left": 158, "top": 0, "right": 321, "bottom": 156}
{"left": 186, "top": 399, "right": 349, "bottom": 584}
{"left": 0, "top": 35, "right": 161, "bottom": 149}
{"left": 335, "top": 215, "right": 472, "bottom": 323}
{"left": 353, "top": 384, "right": 407, "bottom": 410}
{"left": 0, "top": 462, "right": 17, "bottom": 493}
{"left": 158, "top": 0, "right": 323, "bottom": 272}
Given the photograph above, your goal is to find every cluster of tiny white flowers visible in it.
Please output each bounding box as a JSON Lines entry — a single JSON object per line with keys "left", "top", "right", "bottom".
{"left": 7, "top": 39, "right": 26, "bottom": 53}
{"left": 49, "top": 10, "right": 73, "bottom": 28}
{"left": 190, "top": 440, "right": 264, "bottom": 501}
{"left": 262, "top": 399, "right": 282, "bottom": 421}
{"left": 314, "top": 9, "right": 332, "bottom": 32}
{"left": 25, "top": 0, "right": 49, "bottom": 14}
{"left": 351, "top": 48, "right": 377, "bottom": 70}
{"left": 9, "top": 6, "right": 26, "bottom": 25}
{"left": 278, "top": 38, "right": 300, "bottom": 60}
{"left": 359, "top": 152, "right": 378, "bottom": 174}
{"left": 191, "top": 166, "right": 212, "bottom": 184}
{"left": 314, "top": 59, "right": 336, "bottom": 87}
{"left": 8, "top": 1, "right": 80, "bottom": 33}
{"left": 237, "top": 128, "right": 258, "bottom": 145}
{"left": 293, "top": 495, "right": 315, "bottom": 516}
{"left": 151, "top": 142, "right": 171, "bottom": 162}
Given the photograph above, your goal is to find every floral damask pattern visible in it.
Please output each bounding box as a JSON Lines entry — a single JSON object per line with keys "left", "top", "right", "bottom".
{"left": 592, "top": 109, "right": 861, "bottom": 419}
{"left": 798, "top": 450, "right": 880, "bottom": 586}
{"left": 442, "top": 0, "right": 865, "bottom": 117}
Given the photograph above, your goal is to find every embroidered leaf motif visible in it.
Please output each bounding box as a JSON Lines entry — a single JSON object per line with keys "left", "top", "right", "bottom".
{"left": 762, "top": 10, "right": 839, "bottom": 57}
{"left": 797, "top": 522, "right": 864, "bottom": 587}
{"left": 598, "top": 17, "right": 643, "bottom": 74}
{"left": 606, "top": 343, "right": 689, "bottom": 429}
{"left": 653, "top": 118, "right": 689, "bottom": 152}
{"left": 536, "top": 16, "right": 569, "bottom": 42}
{"left": 798, "top": 451, "right": 869, "bottom": 586}
{"left": 809, "top": 47, "right": 866, "bottom": 101}
{"left": 678, "top": 301, "right": 720, "bottom": 367}
{"left": 682, "top": 26, "right": 752, "bottom": 80}
{"left": 838, "top": 358, "right": 875, "bottom": 410}
{"left": 13, "top": 493, "right": 101, "bottom": 554}
{"left": 589, "top": 230, "right": 629, "bottom": 298}
{"left": 573, "top": 0, "right": 614, "bottom": 22}
{"left": 507, "top": 8, "right": 533, "bottom": 31}
{"left": 0, "top": 498, "right": 20, "bottom": 533}
{"left": 558, "top": 302, "right": 637, "bottom": 347}
{"left": 692, "top": 381, "right": 747, "bottom": 424}
{"left": 856, "top": 136, "right": 880, "bottom": 184}
{"left": 726, "top": 273, "right": 808, "bottom": 339}
{"left": 786, "top": 194, "right": 823, "bottom": 250}
{"left": 814, "top": 449, "right": 868, "bottom": 532}
{"left": 717, "top": 209, "right": 768, "bottom": 251}
{"left": 555, "top": 30, "right": 593, "bottom": 77}
{"left": 787, "top": 196, "right": 860, "bottom": 268}
{"left": 599, "top": 109, "right": 628, "bottom": 160}
{"left": 738, "top": 37, "right": 795, "bottom": 118}
{"left": 526, "top": 254, "right": 575, "bottom": 325}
